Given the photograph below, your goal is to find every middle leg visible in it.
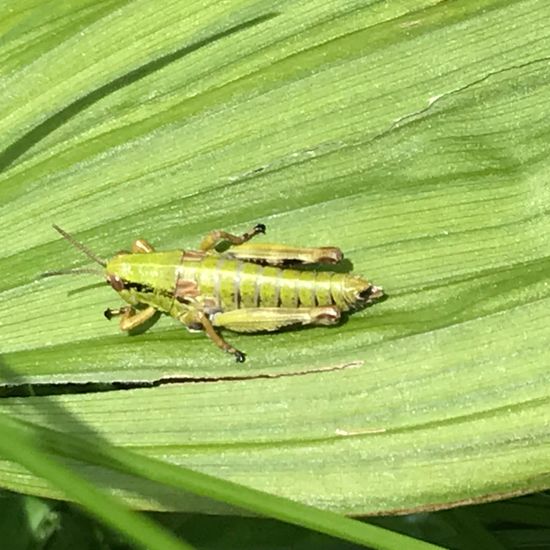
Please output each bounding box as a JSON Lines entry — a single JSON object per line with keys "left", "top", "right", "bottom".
{"left": 198, "top": 312, "right": 246, "bottom": 362}
{"left": 131, "top": 239, "right": 155, "bottom": 254}
{"left": 178, "top": 307, "right": 246, "bottom": 362}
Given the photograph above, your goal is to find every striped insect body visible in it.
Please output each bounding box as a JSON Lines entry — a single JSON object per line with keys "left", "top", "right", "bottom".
{"left": 47, "top": 224, "right": 383, "bottom": 362}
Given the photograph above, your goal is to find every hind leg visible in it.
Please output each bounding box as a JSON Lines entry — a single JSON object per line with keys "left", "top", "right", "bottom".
{"left": 211, "top": 307, "right": 341, "bottom": 332}
{"left": 199, "top": 223, "right": 266, "bottom": 251}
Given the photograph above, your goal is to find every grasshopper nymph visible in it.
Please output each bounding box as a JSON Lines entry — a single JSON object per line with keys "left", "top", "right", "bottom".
{"left": 46, "top": 224, "right": 383, "bottom": 362}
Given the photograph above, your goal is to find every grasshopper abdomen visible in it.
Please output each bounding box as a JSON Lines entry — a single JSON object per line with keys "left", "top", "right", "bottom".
{"left": 182, "top": 255, "right": 381, "bottom": 312}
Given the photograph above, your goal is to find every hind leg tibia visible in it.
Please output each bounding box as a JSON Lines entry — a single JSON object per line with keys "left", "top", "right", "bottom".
{"left": 200, "top": 224, "right": 266, "bottom": 252}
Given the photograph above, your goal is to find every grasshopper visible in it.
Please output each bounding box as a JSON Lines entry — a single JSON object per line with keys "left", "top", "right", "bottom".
{"left": 46, "top": 224, "right": 383, "bottom": 362}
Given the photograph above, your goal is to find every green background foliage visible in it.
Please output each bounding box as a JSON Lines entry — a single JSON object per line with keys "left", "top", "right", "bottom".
{"left": 1, "top": 0, "right": 549, "bottom": 523}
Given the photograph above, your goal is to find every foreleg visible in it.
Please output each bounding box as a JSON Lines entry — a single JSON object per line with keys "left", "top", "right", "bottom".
{"left": 104, "top": 305, "right": 156, "bottom": 331}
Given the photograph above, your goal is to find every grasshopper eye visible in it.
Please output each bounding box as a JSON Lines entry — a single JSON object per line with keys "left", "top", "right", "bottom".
{"left": 107, "top": 273, "right": 125, "bottom": 291}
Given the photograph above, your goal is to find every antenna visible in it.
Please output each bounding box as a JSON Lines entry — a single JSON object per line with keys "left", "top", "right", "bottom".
{"left": 41, "top": 267, "right": 104, "bottom": 278}
{"left": 52, "top": 224, "right": 106, "bottom": 267}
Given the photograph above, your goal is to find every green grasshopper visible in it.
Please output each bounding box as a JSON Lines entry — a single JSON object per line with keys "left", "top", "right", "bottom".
{"left": 46, "top": 224, "right": 383, "bottom": 362}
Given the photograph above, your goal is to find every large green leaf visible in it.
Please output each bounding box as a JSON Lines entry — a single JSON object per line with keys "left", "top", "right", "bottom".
{"left": 1, "top": 0, "right": 549, "bottom": 514}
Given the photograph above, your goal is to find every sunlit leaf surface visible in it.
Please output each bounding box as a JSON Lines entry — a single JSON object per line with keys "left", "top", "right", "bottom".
{"left": 1, "top": 0, "right": 549, "bottom": 513}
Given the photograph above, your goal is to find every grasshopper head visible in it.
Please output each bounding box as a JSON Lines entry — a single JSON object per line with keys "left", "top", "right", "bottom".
{"left": 105, "top": 255, "right": 134, "bottom": 300}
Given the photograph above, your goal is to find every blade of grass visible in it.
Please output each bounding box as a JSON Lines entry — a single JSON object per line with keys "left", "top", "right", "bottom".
{"left": 0, "top": 414, "right": 193, "bottom": 550}
{"left": 4, "top": 413, "right": 444, "bottom": 550}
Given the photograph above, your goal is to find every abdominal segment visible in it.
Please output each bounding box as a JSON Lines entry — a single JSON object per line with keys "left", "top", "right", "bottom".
{"left": 178, "top": 256, "right": 363, "bottom": 312}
